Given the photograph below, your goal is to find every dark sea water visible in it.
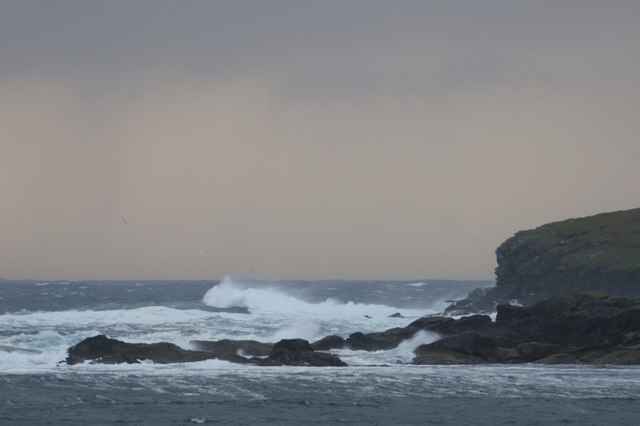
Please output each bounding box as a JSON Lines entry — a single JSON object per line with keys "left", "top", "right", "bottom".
{"left": 2, "top": 277, "right": 639, "bottom": 425}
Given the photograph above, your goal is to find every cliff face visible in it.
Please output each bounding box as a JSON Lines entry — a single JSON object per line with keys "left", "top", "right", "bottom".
{"left": 448, "top": 208, "right": 640, "bottom": 313}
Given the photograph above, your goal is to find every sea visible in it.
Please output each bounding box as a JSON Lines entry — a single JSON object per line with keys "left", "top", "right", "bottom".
{"left": 2, "top": 276, "right": 640, "bottom": 425}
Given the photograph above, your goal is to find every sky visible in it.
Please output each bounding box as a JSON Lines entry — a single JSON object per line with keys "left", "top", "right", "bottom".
{"left": 1, "top": 1, "right": 639, "bottom": 281}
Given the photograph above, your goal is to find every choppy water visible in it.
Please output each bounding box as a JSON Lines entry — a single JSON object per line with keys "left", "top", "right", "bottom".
{"left": 2, "top": 277, "right": 639, "bottom": 424}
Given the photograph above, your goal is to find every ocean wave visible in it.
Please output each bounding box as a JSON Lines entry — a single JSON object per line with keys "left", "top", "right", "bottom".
{"left": 203, "top": 276, "right": 432, "bottom": 320}
{"left": 332, "top": 330, "right": 440, "bottom": 366}
{"left": 0, "top": 306, "right": 221, "bottom": 328}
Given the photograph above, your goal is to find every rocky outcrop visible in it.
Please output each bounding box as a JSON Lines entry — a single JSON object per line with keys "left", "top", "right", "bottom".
{"left": 311, "top": 335, "right": 345, "bottom": 351}
{"left": 65, "top": 335, "right": 218, "bottom": 365}
{"left": 447, "top": 208, "right": 640, "bottom": 314}
{"left": 415, "top": 293, "right": 640, "bottom": 365}
{"left": 65, "top": 293, "right": 640, "bottom": 366}
{"left": 190, "top": 339, "right": 273, "bottom": 364}
{"left": 65, "top": 335, "right": 346, "bottom": 367}
{"left": 259, "top": 338, "right": 347, "bottom": 367}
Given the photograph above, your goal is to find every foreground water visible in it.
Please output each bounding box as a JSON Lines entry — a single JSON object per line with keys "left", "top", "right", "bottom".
{"left": 2, "top": 278, "right": 639, "bottom": 424}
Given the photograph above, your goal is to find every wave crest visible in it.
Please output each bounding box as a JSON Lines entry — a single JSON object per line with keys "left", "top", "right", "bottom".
{"left": 202, "top": 276, "right": 428, "bottom": 319}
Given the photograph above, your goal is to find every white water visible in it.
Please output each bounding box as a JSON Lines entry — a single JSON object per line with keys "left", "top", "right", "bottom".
{"left": 3, "top": 278, "right": 639, "bottom": 425}
{"left": 204, "top": 276, "right": 431, "bottom": 318}
{"left": 335, "top": 330, "right": 441, "bottom": 366}
{"left": 0, "top": 277, "right": 452, "bottom": 372}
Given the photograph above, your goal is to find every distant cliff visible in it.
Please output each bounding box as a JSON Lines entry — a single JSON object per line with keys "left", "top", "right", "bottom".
{"left": 447, "top": 208, "right": 640, "bottom": 313}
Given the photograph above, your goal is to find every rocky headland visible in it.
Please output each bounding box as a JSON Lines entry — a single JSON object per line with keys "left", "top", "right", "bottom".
{"left": 447, "top": 208, "right": 640, "bottom": 314}
{"left": 64, "top": 208, "right": 640, "bottom": 366}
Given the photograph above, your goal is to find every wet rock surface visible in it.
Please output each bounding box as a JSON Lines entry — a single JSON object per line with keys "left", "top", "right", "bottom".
{"left": 190, "top": 339, "right": 273, "bottom": 364}
{"left": 65, "top": 335, "right": 347, "bottom": 367}
{"left": 414, "top": 293, "right": 640, "bottom": 365}
{"left": 64, "top": 293, "right": 640, "bottom": 366}
{"left": 65, "top": 293, "right": 640, "bottom": 366}
{"left": 65, "top": 335, "right": 218, "bottom": 365}
{"left": 259, "top": 338, "right": 347, "bottom": 367}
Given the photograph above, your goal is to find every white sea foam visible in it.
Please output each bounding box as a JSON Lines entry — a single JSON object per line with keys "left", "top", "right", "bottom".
{"left": 1, "top": 277, "right": 452, "bottom": 372}
{"left": 203, "top": 276, "right": 431, "bottom": 320}
{"left": 201, "top": 276, "right": 438, "bottom": 343}
{"left": 333, "top": 330, "right": 440, "bottom": 366}
{"left": 0, "top": 306, "right": 241, "bottom": 370}
{"left": 0, "top": 329, "right": 104, "bottom": 373}
{"left": 1, "top": 306, "right": 219, "bottom": 328}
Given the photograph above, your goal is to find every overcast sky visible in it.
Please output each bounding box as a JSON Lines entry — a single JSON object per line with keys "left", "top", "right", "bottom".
{"left": 1, "top": 1, "right": 639, "bottom": 281}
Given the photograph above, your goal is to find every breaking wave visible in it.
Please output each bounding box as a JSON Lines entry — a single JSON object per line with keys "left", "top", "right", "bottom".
{"left": 202, "top": 276, "right": 432, "bottom": 320}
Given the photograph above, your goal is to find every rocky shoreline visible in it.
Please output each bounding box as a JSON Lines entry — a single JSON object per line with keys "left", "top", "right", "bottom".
{"left": 447, "top": 208, "right": 640, "bottom": 314}
{"left": 64, "top": 208, "right": 640, "bottom": 366}
{"left": 65, "top": 292, "right": 640, "bottom": 366}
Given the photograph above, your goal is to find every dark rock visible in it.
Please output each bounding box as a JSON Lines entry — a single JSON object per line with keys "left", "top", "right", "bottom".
{"left": 336, "top": 314, "right": 493, "bottom": 354}
{"left": 408, "top": 314, "right": 492, "bottom": 335}
{"left": 260, "top": 338, "right": 347, "bottom": 367}
{"left": 412, "top": 349, "right": 483, "bottom": 365}
{"left": 414, "top": 294, "right": 640, "bottom": 365}
{"left": 592, "top": 349, "right": 640, "bottom": 365}
{"left": 405, "top": 315, "right": 455, "bottom": 331}
{"left": 496, "top": 294, "right": 640, "bottom": 349}
{"left": 418, "top": 331, "right": 497, "bottom": 360}
{"left": 311, "top": 335, "right": 345, "bottom": 351}
{"left": 66, "top": 335, "right": 347, "bottom": 367}
{"left": 533, "top": 353, "right": 580, "bottom": 364}
{"left": 345, "top": 332, "right": 376, "bottom": 350}
{"left": 445, "top": 287, "right": 498, "bottom": 315}
{"left": 488, "top": 346, "right": 523, "bottom": 363}
{"left": 389, "top": 312, "right": 404, "bottom": 318}
{"left": 65, "top": 335, "right": 217, "bottom": 365}
{"left": 345, "top": 327, "right": 417, "bottom": 351}
{"left": 516, "top": 341, "right": 561, "bottom": 360}
{"left": 190, "top": 339, "right": 272, "bottom": 364}
{"left": 273, "top": 338, "right": 314, "bottom": 353}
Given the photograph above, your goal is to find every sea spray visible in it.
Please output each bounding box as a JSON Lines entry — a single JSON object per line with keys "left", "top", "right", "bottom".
{"left": 333, "top": 330, "right": 440, "bottom": 365}
{"left": 203, "top": 276, "right": 431, "bottom": 319}
{"left": 1, "top": 278, "right": 488, "bottom": 372}
{"left": 1, "top": 278, "right": 638, "bottom": 424}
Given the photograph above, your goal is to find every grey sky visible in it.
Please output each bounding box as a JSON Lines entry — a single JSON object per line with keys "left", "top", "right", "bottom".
{"left": 1, "top": 1, "right": 639, "bottom": 280}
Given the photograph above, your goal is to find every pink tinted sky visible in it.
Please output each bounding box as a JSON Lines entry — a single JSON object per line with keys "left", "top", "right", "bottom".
{"left": 1, "top": 1, "right": 639, "bottom": 280}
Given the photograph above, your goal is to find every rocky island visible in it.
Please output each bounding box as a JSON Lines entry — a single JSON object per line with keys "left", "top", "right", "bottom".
{"left": 64, "top": 208, "right": 640, "bottom": 366}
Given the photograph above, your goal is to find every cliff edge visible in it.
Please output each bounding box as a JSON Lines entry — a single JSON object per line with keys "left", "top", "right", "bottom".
{"left": 447, "top": 207, "right": 640, "bottom": 313}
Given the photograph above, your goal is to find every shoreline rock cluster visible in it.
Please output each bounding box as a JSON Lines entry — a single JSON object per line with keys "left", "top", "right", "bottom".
{"left": 65, "top": 293, "right": 640, "bottom": 366}
{"left": 415, "top": 293, "right": 640, "bottom": 365}
{"left": 65, "top": 335, "right": 347, "bottom": 367}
